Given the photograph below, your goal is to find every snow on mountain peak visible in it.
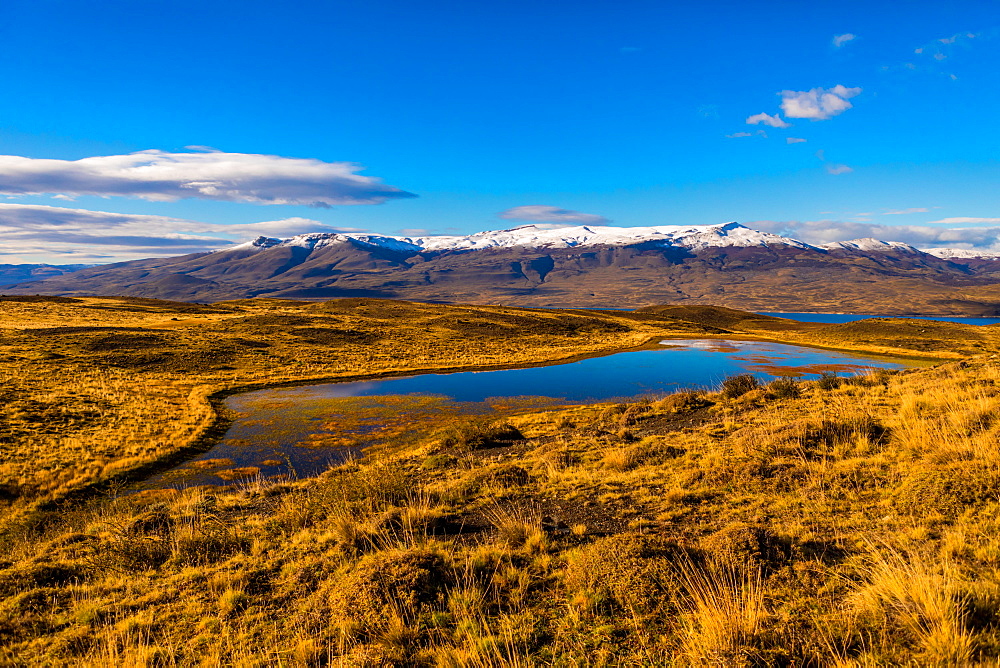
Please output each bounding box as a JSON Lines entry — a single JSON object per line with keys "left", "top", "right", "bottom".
{"left": 357, "top": 222, "right": 807, "bottom": 252}
{"left": 218, "top": 222, "right": 816, "bottom": 255}
{"left": 820, "top": 238, "right": 923, "bottom": 254}
{"left": 222, "top": 235, "right": 283, "bottom": 252}
{"left": 924, "top": 247, "right": 1000, "bottom": 260}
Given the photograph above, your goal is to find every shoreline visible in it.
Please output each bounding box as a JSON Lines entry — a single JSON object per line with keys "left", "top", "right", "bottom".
{"left": 60, "top": 333, "right": 944, "bottom": 503}
{"left": 18, "top": 305, "right": 959, "bottom": 518}
{"left": 760, "top": 310, "right": 1000, "bottom": 320}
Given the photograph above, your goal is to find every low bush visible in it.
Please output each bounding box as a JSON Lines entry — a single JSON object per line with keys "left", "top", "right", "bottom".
{"left": 563, "top": 533, "right": 689, "bottom": 612}
{"left": 767, "top": 377, "right": 801, "bottom": 399}
{"left": 895, "top": 461, "right": 1000, "bottom": 517}
{"left": 804, "top": 415, "right": 890, "bottom": 450}
{"left": 700, "top": 523, "right": 787, "bottom": 574}
{"left": 441, "top": 419, "right": 523, "bottom": 451}
{"left": 721, "top": 374, "right": 759, "bottom": 399}
{"left": 420, "top": 454, "right": 458, "bottom": 470}
{"left": 816, "top": 372, "right": 842, "bottom": 390}
{"left": 657, "top": 390, "right": 713, "bottom": 413}
{"left": 326, "top": 549, "right": 449, "bottom": 638}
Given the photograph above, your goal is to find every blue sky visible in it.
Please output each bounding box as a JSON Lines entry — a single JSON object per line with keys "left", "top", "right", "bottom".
{"left": 0, "top": 0, "right": 997, "bottom": 262}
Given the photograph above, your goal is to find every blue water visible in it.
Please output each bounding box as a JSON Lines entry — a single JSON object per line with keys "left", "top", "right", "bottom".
{"left": 261, "top": 339, "right": 907, "bottom": 403}
{"left": 140, "top": 339, "right": 914, "bottom": 489}
{"left": 760, "top": 312, "right": 1000, "bottom": 325}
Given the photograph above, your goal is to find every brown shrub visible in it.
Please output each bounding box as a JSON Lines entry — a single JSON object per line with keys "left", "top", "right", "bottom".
{"left": 766, "top": 377, "right": 801, "bottom": 399}
{"left": 0, "top": 562, "right": 84, "bottom": 598}
{"left": 895, "top": 461, "right": 1000, "bottom": 517}
{"left": 700, "top": 524, "right": 787, "bottom": 574}
{"left": 721, "top": 374, "right": 759, "bottom": 399}
{"left": 657, "top": 390, "right": 713, "bottom": 413}
{"left": 124, "top": 505, "right": 174, "bottom": 536}
{"left": 485, "top": 464, "right": 532, "bottom": 486}
{"left": 563, "top": 533, "right": 688, "bottom": 612}
{"left": 327, "top": 549, "right": 449, "bottom": 637}
{"left": 803, "top": 416, "right": 889, "bottom": 450}
{"left": 440, "top": 419, "right": 522, "bottom": 451}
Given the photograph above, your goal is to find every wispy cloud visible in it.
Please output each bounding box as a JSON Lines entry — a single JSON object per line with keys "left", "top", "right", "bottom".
{"left": 915, "top": 32, "right": 978, "bottom": 60}
{"left": 0, "top": 203, "right": 363, "bottom": 262}
{"left": 0, "top": 150, "right": 415, "bottom": 207}
{"left": 786, "top": 137, "right": 807, "bottom": 144}
{"left": 498, "top": 205, "right": 610, "bottom": 225}
{"left": 929, "top": 217, "right": 1000, "bottom": 225}
{"left": 883, "top": 208, "right": 930, "bottom": 215}
{"left": 750, "top": 219, "right": 1000, "bottom": 250}
{"left": 746, "top": 112, "right": 791, "bottom": 128}
{"left": 725, "top": 132, "right": 753, "bottom": 138}
{"left": 780, "top": 85, "right": 862, "bottom": 120}
{"left": 832, "top": 33, "right": 857, "bottom": 48}
{"left": 883, "top": 31, "right": 986, "bottom": 79}
{"left": 825, "top": 164, "right": 853, "bottom": 175}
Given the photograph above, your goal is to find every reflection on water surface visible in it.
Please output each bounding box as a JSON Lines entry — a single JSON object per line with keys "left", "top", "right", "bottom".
{"left": 138, "top": 339, "right": 916, "bottom": 490}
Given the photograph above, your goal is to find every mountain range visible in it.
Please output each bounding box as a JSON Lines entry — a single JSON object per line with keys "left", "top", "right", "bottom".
{"left": 7, "top": 222, "right": 1000, "bottom": 314}
{"left": 0, "top": 263, "right": 94, "bottom": 287}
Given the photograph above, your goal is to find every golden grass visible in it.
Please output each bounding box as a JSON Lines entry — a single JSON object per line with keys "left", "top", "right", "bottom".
{"left": 4, "top": 297, "right": 1000, "bottom": 663}
{"left": 0, "top": 296, "right": 682, "bottom": 520}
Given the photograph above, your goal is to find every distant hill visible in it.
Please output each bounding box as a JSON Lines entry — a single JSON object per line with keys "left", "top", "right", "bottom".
{"left": 0, "top": 263, "right": 93, "bottom": 287}
{"left": 7, "top": 222, "right": 1000, "bottom": 314}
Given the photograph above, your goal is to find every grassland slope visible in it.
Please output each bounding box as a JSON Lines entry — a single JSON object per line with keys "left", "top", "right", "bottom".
{"left": 2, "top": 297, "right": 998, "bottom": 664}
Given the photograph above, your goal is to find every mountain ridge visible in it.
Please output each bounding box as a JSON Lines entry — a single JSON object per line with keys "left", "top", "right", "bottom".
{"left": 0, "top": 263, "right": 95, "bottom": 287}
{"left": 7, "top": 222, "right": 1000, "bottom": 314}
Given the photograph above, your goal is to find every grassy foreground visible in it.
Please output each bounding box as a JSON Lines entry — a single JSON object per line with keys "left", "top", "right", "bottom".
{"left": 2, "top": 297, "right": 1000, "bottom": 664}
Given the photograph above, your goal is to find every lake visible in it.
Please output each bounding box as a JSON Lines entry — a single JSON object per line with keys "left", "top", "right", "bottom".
{"left": 759, "top": 312, "right": 1000, "bottom": 325}
{"left": 137, "top": 339, "right": 917, "bottom": 490}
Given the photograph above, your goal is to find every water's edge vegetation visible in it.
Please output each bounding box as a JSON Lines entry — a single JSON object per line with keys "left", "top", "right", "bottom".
{"left": 2, "top": 296, "right": 998, "bottom": 664}
{"left": 149, "top": 338, "right": 913, "bottom": 490}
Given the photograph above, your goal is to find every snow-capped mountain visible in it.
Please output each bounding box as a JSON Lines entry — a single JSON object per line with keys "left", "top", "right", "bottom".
{"left": 924, "top": 248, "right": 1000, "bottom": 260}
{"left": 8, "top": 221, "right": 1000, "bottom": 314}
{"left": 820, "top": 238, "right": 923, "bottom": 254}
{"left": 219, "top": 222, "right": 815, "bottom": 255}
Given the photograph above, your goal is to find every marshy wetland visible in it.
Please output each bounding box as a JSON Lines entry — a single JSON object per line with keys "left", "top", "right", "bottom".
{"left": 149, "top": 340, "right": 914, "bottom": 490}
{"left": 4, "top": 296, "right": 1000, "bottom": 664}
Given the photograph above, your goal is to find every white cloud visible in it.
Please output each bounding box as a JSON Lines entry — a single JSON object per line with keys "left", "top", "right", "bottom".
{"left": 826, "top": 164, "right": 854, "bottom": 175}
{"left": 726, "top": 132, "right": 753, "bottom": 138}
{"left": 746, "top": 112, "right": 791, "bottom": 128}
{"left": 901, "top": 32, "right": 980, "bottom": 79}
{"left": 833, "top": 33, "right": 857, "bottom": 48}
{"left": 749, "top": 219, "right": 1000, "bottom": 250}
{"left": 913, "top": 32, "right": 979, "bottom": 55}
{"left": 786, "top": 137, "right": 807, "bottom": 144}
{"left": 0, "top": 150, "right": 415, "bottom": 207}
{"left": 883, "top": 208, "right": 930, "bottom": 215}
{"left": 780, "top": 85, "right": 862, "bottom": 120}
{"left": 0, "top": 203, "right": 364, "bottom": 263}
{"left": 498, "top": 205, "right": 610, "bottom": 225}
{"left": 223, "top": 217, "right": 367, "bottom": 238}
{"left": 929, "top": 217, "right": 1000, "bottom": 225}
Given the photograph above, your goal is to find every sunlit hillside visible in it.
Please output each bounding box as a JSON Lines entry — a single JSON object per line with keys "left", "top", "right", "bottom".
{"left": 1, "top": 297, "right": 999, "bottom": 664}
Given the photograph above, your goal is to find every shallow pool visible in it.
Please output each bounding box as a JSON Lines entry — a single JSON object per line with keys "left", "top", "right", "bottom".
{"left": 138, "top": 339, "right": 916, "bottom": 490}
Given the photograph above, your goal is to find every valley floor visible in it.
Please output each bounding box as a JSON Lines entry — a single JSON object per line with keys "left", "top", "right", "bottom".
{"left": 1, "top": 296, "right": 998, "bottom": 664}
